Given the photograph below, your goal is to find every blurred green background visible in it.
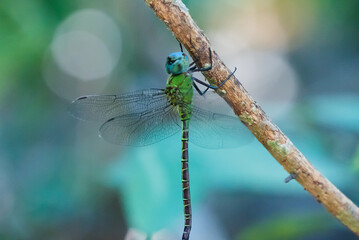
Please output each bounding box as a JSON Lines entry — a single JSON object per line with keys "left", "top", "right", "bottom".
{"left": 1, "top": 0, "right": 359, "bottom": 239}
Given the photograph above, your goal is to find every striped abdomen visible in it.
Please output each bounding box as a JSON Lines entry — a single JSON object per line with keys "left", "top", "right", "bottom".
{"left": 181, "top": 119, "right": 191, "bottom": 240}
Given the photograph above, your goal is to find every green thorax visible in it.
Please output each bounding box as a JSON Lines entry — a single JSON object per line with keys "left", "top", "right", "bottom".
{"left": 165, "top": 72, "right": 193, "bottom": 120}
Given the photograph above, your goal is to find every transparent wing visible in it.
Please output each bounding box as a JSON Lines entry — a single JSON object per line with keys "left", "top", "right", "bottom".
{"left": 99, "top": 105, "right": 181, "bottom": 146}
{"left": 69, "top": 89, "right": 168, "bottom": 122}
{"left": 70, "top": 87, "right": 253, "bottom": 148}
{"left": 189, "top": 106, "right": 254, "bottom": 149}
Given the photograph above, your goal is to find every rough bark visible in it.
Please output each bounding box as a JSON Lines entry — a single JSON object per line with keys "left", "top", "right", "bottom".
{"left": 144, "top": 0, "right": 359, "bottom": 236}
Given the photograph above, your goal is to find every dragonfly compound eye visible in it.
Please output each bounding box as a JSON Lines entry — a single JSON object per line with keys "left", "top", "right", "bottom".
{"left": 167, "top": 58, "right": 174, "bottom": 65}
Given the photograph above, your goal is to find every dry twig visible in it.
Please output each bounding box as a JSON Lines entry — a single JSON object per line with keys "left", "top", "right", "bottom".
{"left": 144, "top": 0, "right": 359, "bottom": 236}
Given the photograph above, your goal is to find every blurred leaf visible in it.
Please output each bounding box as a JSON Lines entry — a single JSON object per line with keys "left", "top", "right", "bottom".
{"left": 237, "top": 213, "right": 332, "bottom": 240}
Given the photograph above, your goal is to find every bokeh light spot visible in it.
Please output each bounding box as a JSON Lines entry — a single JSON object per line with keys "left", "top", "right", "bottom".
{"left": 52, "top": 31, "right": 113, "bottom": 80}
{"left": 44, "top": 9, "right": 122, "bottom": 99}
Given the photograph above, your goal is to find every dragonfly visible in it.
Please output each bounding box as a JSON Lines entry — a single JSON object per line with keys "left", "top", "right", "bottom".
{"left": 69, "top": 45, "right": 252, "bottom": 240}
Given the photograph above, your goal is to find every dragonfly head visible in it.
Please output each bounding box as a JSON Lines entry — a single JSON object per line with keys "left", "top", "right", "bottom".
{"left": 166, "top": 52, "right": 189, "bottom": 75}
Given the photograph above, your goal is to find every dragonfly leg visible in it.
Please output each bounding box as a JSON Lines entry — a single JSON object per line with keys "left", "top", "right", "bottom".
{"left": 193, "top": 81, "right": 210, "bottom": 96}
{"left": 177, "top": 38, "right": 184, "bottom": 53}
{"left": 189, "top": 59, "right": 198, "bottom": 67}
{"left": 192, "top": 67, "right": 237, "bottom": 95}
{"left": 217, "top": 67, "right": 237, "bottom": 88}
{"left": 176, "top": 39, "right": 197, "bottom": 70}
{"left": 189, "top": 48, "right": 213, "bottom": 73}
